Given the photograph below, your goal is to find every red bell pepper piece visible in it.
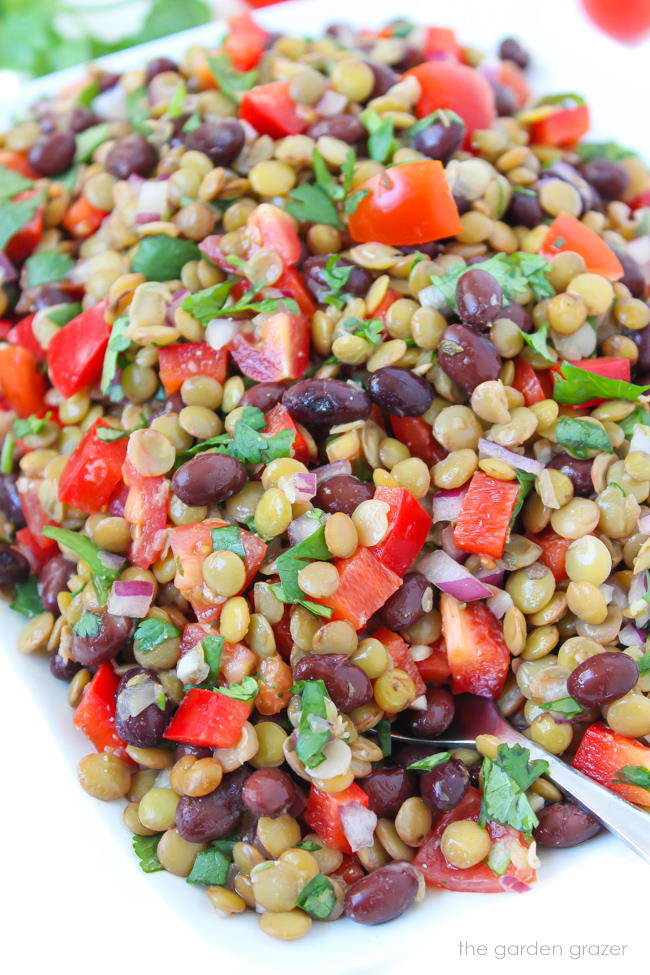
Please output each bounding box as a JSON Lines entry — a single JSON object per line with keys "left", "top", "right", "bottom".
{"left": 16, "top": 477, "right": 59, "bottom": 551}
{"left": 389, "top": 415, "right": 447, "bottom": 466}
{"left": 304, "top": 783, "right": 371, "bottom": 854}
{"left": 313, "top": 546, "right": 401, "bottom": 630}
{"left": 440, "top": 593, "right": 510, "bottom": 698}
{"left": 58, "top": 419, "right": 129, "bottom": 514}
{"left": 0, "top": 149, "right": 38, "bottom": 179}
{"left": 414, "top": 787, "right": 537, "bottom": 891}
{"left": 373, "top": 289, "right": 399, "bottom": 324}
{"left": 163, "top": 688, "right": 251, "bottom": 748}
{"left": 528, "top": 528, "right": 572, "bottom": 582}
{"left": 573, "top": 723, "right": 650, "bottom": 807}
{"left": 224, "top": 13, "right": 269, "bottom": 71}
{"left": 264, "top": 403, "right": 311, "bottom": 464}
{"left": 631, "top": 188, "right": 650, "bottom": 211}
{"left": 275, "top": 266, "right": 316, "bottom": 315}
{"left": 415, "top": 637, "right": 451, "bottom": 685}
{"left": 230, "top": 310, "right": 309, "bottom": 382}
{"left": 424, "top": 26, "right": 460, "bottom": 61}
{"left": 551, "top": 356, "right": 631, "bottom": 408}
{"left": 240, "top": 81, "right": 307, "bottom": 138}
{"left": 0, "top": 344, "right": 47, "bottom": 418}
{"left": 370, "top": 627, "right": 426, "bottom": 697}
{"left": 453, "top": 472, "right": 519, "bottom": 559}
{"left": 123, "top": 459, "right": 169, "bottom": 569}
{"left": 8, "top": 314, "right": 45, "bottom": 362}
{"left": 5, "top": 189, "right": 43, "bottom": 263}
{"left": 530, "top": 104, "right": 590, "bottom": 147}
{"left": 73, "top": 662, "right": 130, "bottom": 759}
{"left": 247, "top": 203, "right": 302, "bottom": 266}
{"left": 331, "top": 854, "right": 366, "bottom": 886}
{"left": 496, "top": 60, "right": 530, "bottom": 108}
{"left": 158, "top": 342, "right": 228, "bottom": 396}
{"left": 511, "top": 358, "right": 551, "bottom": 406}
{"left": 47, "top": 299, "right": 111, "bottom": 397}
{"left": 404, "top": 61, "right": 495, "bottom": 146}
{"left": 16, "top": 527, "right": 57, "bottom": 571}
{"left": 540, "top": 213, "right": 624, "bottom": 280}
{"left": 256, "top": 654, "right": 294, "bottom": 715}
{"left": 61, "top": 195, "right": 108, "bottom": 238}
{"left": 370, "top": 486, "right": 432, "bottom": 576}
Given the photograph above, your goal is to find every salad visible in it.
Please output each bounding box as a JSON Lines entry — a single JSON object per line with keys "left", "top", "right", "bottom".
{"left": 1, "top": 12, "right": 650, "bottom": 941}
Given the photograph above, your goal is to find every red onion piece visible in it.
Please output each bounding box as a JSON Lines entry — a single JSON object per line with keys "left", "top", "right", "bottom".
{"left": 166, "top": 288, "right": 190, "bottom": 325}
{"left": 628, "top": 236, "right": 650, "bottom": 290}
{"left": 135, "top": 180, "right": 169, "bottom": 224}
{"left": 439, "top": 523, "right": 468, "bottom": 562}
{"left": 107, "top": 579, "right": 154, "bottom": 618}
{"left": 206, "top": 318, "right": 241, "bottom": 350}
{"left": 287, "top": 513, "right": 322, "bottom": 546}
{"left": 315, "top": 89, "right": 347, "bottom": 116}
{"left": 339, "top": 801, "right": 378, "bottom": 853}
{"left": 476, "top": 566, "right": 504, "bottom": 588}
{"left": 638, "top": 513, "right": 650, "bottom": 535}
{"left": 282, "top": 472, "right": 317, "bottom": 503}
{"left": 416, "top": 550, "right": 494, "bottom": 601}
{"left": 127, "top": 173, "right": 145, "bottom": 191}
{"left": 313, "top": 460, "right": 352, "bottom": 484}
{"left": 486, "top": 587, "right": 513, "bottom": 619}
{"left": 478, "top": 438, "right": 543, "bottom": 476}
{"left": 619, "top": 623, "right": 646, "bottom": 647}
{"left": 499, "top": 875, "right": 532, "bottom": 893}
{"left": 0, "top": 252, "right": 17, "bottom": 284}
{"left": 431, "top": 487, "right": 466, "bottom": 524}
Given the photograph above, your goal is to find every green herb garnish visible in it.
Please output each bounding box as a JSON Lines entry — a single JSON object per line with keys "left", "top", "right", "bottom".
{"left": 206, "top": 52, "right": 258, "bottom": 103}
{"left": 554, "top": 361, "right": 650, "bottom": 405}
{"left": 133, "top": 617, "right": 180, "bottom": 654}
{"left": 286, "top": 183, "right": 343, "bottom": 230}
{"left": 295, "top": 679, "right": 330, "bottom": 769}
{"left": 431, "top": 252, "right": 554, "bottom": 309}
{"left": 555, "top": 416, "right": 613, "bottom": 458}
{"left": 187, "top": 846, "right": 231, "bottom": 886}
{"left": 296, "top": 873, "right": 336, "bottom": 919}
{"left": 612, "top": 766, "right": 650, "bottom": 790}
{"left": 9, "top": 578, "right": 44, "bottom": 618}
{"left": 407, "top": 751, "right": 452, "bottom": 771}
{"left": 270, "top": 524, "right": 334, "bottom": 617}
{"left": 73, "top": 611, "right": 101, "bottom": 639}
{"left": 322, "top": 255, "right": 354, "bottom": 309}
{"left": 539, "top": 697, "right": 584, "bottom": 717}
{"left": 0, "top": 192, "right": 45, "bottom": 252}
{"left": 360, "top": 109, "right": 397, "bottom": 164}
{"left": 133, "top": 833, "right": 163, "bottom": 873}
{"left": 42, "top": 526, "right": 122, "bottom": 604}
{"left": 101, "top": 315, "right": 131, "bottom": 394}
{"left": 217, "top": 675, "right": 259, "bottom": 702}
{"left": 0, "top": 164, "right": 32, "bottom": 201}
{"left": 479, "top": 743, "right": 549, "bottom": 837}
{"left": 131, "top": 235, "right": 201, "bottom": 283}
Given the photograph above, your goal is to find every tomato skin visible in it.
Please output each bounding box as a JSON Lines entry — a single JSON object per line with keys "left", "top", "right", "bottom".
{"left": 348, "top": 160, "right": 462, "bottom": 247}
{"left": 5, "top": 189, "right": 43, "bottom": 263}
{"left": 275, "top": 267, "right": 316, "bottom": 316}
{"left": 123, "top": 460, "right": 170, "bottom": 570}
{"left": 61, "top": 195, "right": 108, "bottom": 238}
{"left": 164, "top": 688, "right": 251, "bottom": 749}
{"left": 405, "top": 61, "right": 496, "bottom": 143}
{"left": 158, "top": 342, "right": 228, "bottom": 395}
{"left": 224, "top": 13, "right": 268, "bottom": 71}
{"left": 240, "top": 82, "right": 307, "bottom": 138}
{"left": 453, "top": 472, "right": 520, "bottom": 560}
{"left": 8, "top": 314, "right": 45, "bottom": 362}
{"left": 416, "top": 639, "right": 451, "bottom": 685}
{"left": 497, "top": 60, "right": 530, "bottom": 107}
{"left": 304, "top": 784, "right": 370, "bottom": 854}
{"left": 230, "top": 311, "right": 310, "bottom": 382}
{"left": 530, "top": 104, "right": 590, "bottom": 147}
{"left": 47, "top": 300, "right": 111, "bottom": 398}
{"left": 0, "top": 344, "right": 47, "bottom": 418}
{"left": 256, "top": 654, "right": 293, "bottom": 715}
{"left": 58, "top": 420, "right": 129, "bottom": 514}
{"left": 540, "top": 213, "right": 624, "bottom": 280}
{"left": 528, "top": 529, "right": 571, "bottom": 582}
{"left": 370, "top": 486, "right": 432, "bottom": 576}
{"left": 0, "top": 150, "right": 38, "bottom": 178}
{"left": 581, "top": 0, "right": 650, "bottom": 43}
{"left": 423, "top": 26, "right": 460, "bottom": 61}
{"left": 370, "top": 627, "right": 426, "bottom": 697}
{"left": 573, "top": 723, "right": 650, "bottom": 806}
{"left": 264, "top": 403, "right": 312, "bottom": 464}
{"left": 440, "top": 593, "right": 510, "bottom": 698}
{"left": 73, "top": 663, "right": 131, "bottom": 761}
{"left": 389, "top": 415, "right": 447, "bottom": 466}
{"left": 247, "top": 203, "right": 302, "bottom": 266}
{"left": 511, "top": 358, "right": 550, "bottom": 406}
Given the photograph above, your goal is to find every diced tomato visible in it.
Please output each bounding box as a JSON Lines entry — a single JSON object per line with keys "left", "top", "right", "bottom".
{"left": 631, "top": 188, "right": 650, "bottom": 211}
{"left": 272, "top": 607, "right": 293, "bottom": 662}
{"left": 240, "top": 81, "right": 307, "bottom": 138}
{"left": 496, "top": 60, "right": 530, "bottom": 108}
{"left": 47, "top": 300, "right": 111, "bottom": 397}
{"left": 511, "top": 358, "right": 551, "bottom": 406}
{"left": 389, "top": 415, "right": 447, "bottom": 466}
{"left": 405, "top": 61, "right": 496, "bottom": 144}
{"left": 370, "top": 486, "right": 432, "bottom": 576}
{"left": 414, "top": 787, "right": 537, "bottom": 891}
{"left": 61, "top": 195, "right": 108, "bottom": 238}
{"left": 107, "top": 481, "right": 129, "bottom": 517}
{"left": 330, "top": 854, "right": 365, "bottom": 886}
{"left": 123, "top": 460, "right": 169, "bottom": 570}
{"left": 540, "top": 213, "right": 624, "bottom": 280}
{"left": 373, "top": 289, "right": 399, "bottom": 324}
{"left": 16, "top": 478, "right": 59, "bottom": 551}
{"left": 0, "top": 320, "right": 11, "bottom": 341}
{"left": 73, "top": 663, "right": 131, "bottom": 761}
{"left": 247, "top": 203, "right": 302, "bottom": 266}
{"left": 314, "top": 546, "right": 401, "bottom": 630}
{"left": 348, "top": 160, "right": 462, "bottom": 247}
{"left": 304, "top": 783, "right": 370, "bottom": 854}
{"left": 424, "top": 26, "right": 460, "bottom": 61}
{"left": 264, "top": 403, "right": 311, "bottom": 464}
{"left": 551, "top": 356, "right": 631, "bottom": 408}
{"left": 530, "top": 104, "right": 590, "bottom": 147}
{"left": 573, "top": 723, "right": 650, "bottom": 807}
{"left": 440, "top": 593, "right": 510, "bottom": 698}
{"left": 8, "top": 315, "right": 44, "bottom": 362}
{"left": 58, "top": 419, "right": 129, "bottom": 514}
{"left": 416, "top": 638, "right": 451, "bottom": 685}
{"left": 256, "top": 654, "right": 293, "bottom": 715}
{"left": 230, "top": 310, "right": 310, "bottom": 382}
{"left": 275, "top": 266, "right": 316, "bottom": 315}
{"left": 224, "top": 13, "right": 269, "bottom": 71}
{"left": 0, "top": 344, "right": 47, "bottom": 418}
{"left": 582, "top": 0, "right": 650, "bottom": 42}
{"left": 0, "top": 149, "right": 38, "bottom": 179}
{"left": 16, "top": 527, "right": 57, "bottom": 571}
{"left": 163, "top": 688, "right": 251, "bottom": 749}
{"left": 158, "top": 342, "right": 228, "bottom": 396}
{"left": 179, "top": 622, "right": 258, "bottom": 684}
{"left": 453, "top": 472, "right": 519, "bottom": 560}
{"left": 370, "top": 627, "right": 426, "bottom": 697}
{"left": 528, "top": 529, "right": 572, "bottom": 582}
{"left": 5, "top": 189, "right": 43, "bottom": 263}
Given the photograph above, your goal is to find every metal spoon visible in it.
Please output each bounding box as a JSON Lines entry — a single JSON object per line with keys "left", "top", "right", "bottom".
{"left": 374, "top": 694, "right": 650, "bottom": 863}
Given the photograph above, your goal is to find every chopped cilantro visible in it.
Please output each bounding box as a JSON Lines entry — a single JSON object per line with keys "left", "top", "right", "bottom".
{"left": 166, "top": 80, "right": 187, "bottom": 118}
{"left": 360, "top": 109, "right": 397, "bottom": 164}
{"left": 182, "top": 278, "right": 298, "bottom": 326}
{"left": 13, "top": 413, "right": 50, "bottom": 439}
{"left": 374, "top": 718, "right": 393, "bottom": 758}
{"left": 286, "top": 183, "right": 343, "bottom": 229}
{"left": 133, "top": 833, "right": 163, "bottom": 873}
{"left": 341, "top": 149, "right": 357, "bottom": 195}
{"left": 612, "top": 766, "right": 650, "bottom": 790}
{"left": 9, "top": 578, "right": 44, "bottom": 618}
{"left": 187, "top": 846, "right": 231, "bottom": 886}
{"left": 520, "top": 320, "right": 554, "bottom": 363}
{"left": 539, "top": 697, "right": 584, "bottom": 717}
{"left": 46, "top": 302, "right": 82, "bottom": 327}
{"left": 101, "top": 315, "right": 131, "bottom": 394}
{"left": 344, "top": 188, "right": 370, "bottom": 215}
{"left": 298, "top": 840, "right": 321, "bottom": 852}
{"left": 511, "top": 469, "right": 536, "bottom": 523}
{"left": 430, "top": 252, "right": 554, "bottom": 309}
{"left": 577, "top": 141, "right": 636, "bottom": 162}
{"left": 0, "top": 433, "right": 15, "bottom": 475}
{"left": 202, "top": 635, "right": 224, "bottom": 686}
{"left": 555, "top": 416, "right": 613, "bottom": 459}
{"left": 322, "top": 255, "right": 354, "bottom": 309}
{"left": 637, "top": 652, "right": 650, "bottom": 676}
{"left": 0, "top": 191, "right": 45, "bottom": 252}
{"left": 41, "top": 526, "right": 122, "bottom": 605}
{"left": 479, "top": 743, "right": 549, "bottom": 837}
{"left": 0, "top": 163, "right": 32, "bottom": 201}
{"left": 407, "top": 751, "right": 452, "bottom": 771}
{"left": 178, "top": 406, "right": 294, "bottom": 466}
{"left": 296, "top": 873, "right": 336, "bottom": 919}
{"left": 131, "top": 235, "right": 201, "bottom": 283}
{"left": 312, "top": 147, "right": 344, "bottom": 201}
{"left": 126, "top": 87, "right": 152, "bottom": 135}
{"left": 73, "top": 612, "right": 101, "bottom": 639}
{"left": 133, "top": 618, "right": 180, "bottom": 654}
{"left": 75, "top": 123, "right": 111, "bottom": 163}
{"left": 218, "top": 675, "right": 259, "bottom": 702}
{"left": 554, "top": 361, "right": 650, "bottom": 405}
{"left": 408, "top": 108, "right": 465, "bottom": 139}
{"left": 295, "top": 679, "right": 329, "bottom": 769}
{"left": 619, "top": 407, "right": 650, "bottom": 439}
{"left": 270, "top": 524, "right": 334, "bottom": 617}
{"left": 211, "top": 525, "right": 245, "bottom": 557}
{"left": 206, "top": 52, "right": 258, "bottom": 103}
{"left": 342, "top": 317, "right": 384, "bottom": 347}
{"left": 25, "top": 249, "right": 74, "bottom": 289}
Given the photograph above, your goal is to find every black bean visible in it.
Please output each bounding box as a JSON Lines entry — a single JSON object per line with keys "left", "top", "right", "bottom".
{"left": 71, "top": 612, "right": 133, "bottom": 667}
{"left": 359, "top": 766, "right": 416, "bottom": 817}
{"left": 412, "top": 119, "right": 464, "bottom": 164}
{"left": 456, "top": 269, "right": 504, "bottom": 328}
{"left": 507, "top": 190, "right": 545, "bottom": 228}
{"left": 242, "top": 768, "right": 297, "bottom": 817}
{"left": 175, "top": 743, "right": 212, "bottom": 761}
{"left": 501, "top": 300, "right": 533, "bottom": 332}
{"left": 0, "top": 473, "right": 25, "bottom": 528}
{"left": 315, "top": 474, "right": 374, "bottom": 516}
{"left": 534, "top": 801, "right": 600, "bottom": 848}
{"left": 567, "top": 651, "right": 638, "bottom": 709}
{"left": 301, "top": 254, "right": 372, "bottom": 303}
{"left": 437, "top": 322, "right": 502, "bottom": 394}
{"left": 292, "top": 654, "right": 373, "bottom": 712}
{"left": 28, "top": 131, "right": 76, "bottom": 176}
{"left": 183, "top": 120, "right": 245, "bottom": 166}
{"left": 365, "top": 61, "right": 400, "bottom": 98}
{"left": 401, "top": 687, "right": 455, "bottom": 739}
{"left": 49, "top": 652, "right": 81, "bottom": 682}
{"left": 306, "top": 114, "right": 366, "bottom": 144}
{"left": 580, "top": 159, "right": 629, "bottom": 201}
{"left": 176, "top": 766, "right": 249, "bottom": 842}
{"left": 282, "top": 379, "right": 371, "bottom": 429}
{"left": 344, "top": 862, "right": 419, "bottom": 925}
{"left": 171, "top": 453, "right": 247, "bottom": 507}
{"left": 419, "top": 757, "right": 469, "bottom": 812}
{"left": 613, "top": 247, "right": 646, "bottom": 298}
{"left": 145, "top": 56, "right": 179, "bottom": 85}
{"left": 105, "top": 134, "right": 158, "bottom": 180}
{"left": 367, "top": 367, "right": 433, "bottom": 417}
{"left": 379, "top": 573, "right": 433, "bottom": 630}
{"left": 115, "top": 667, "right": 175, "bottom": 747}
{"left": 38, "top": 555, "right": 75, "bottom": 614}
{"left": 0, "top": 541, "right": 29, "bottom": 585}
{"left": 498, "top": 37, "right": 530, "bottom": 69}
{"left": 241, "top": 381, "right": 287, "bottom": 412}
{"left": 33, "top": 282, "right": 84, "bottom": 310}
{"left": 68, "top": 105, "right": 96, "bottom": 133}
{"left": 492, "top": 82, "right": 518, "bottom": 117}
{"left": 548, "top": 453, "right": 593, "bottom": 496}
{"left": 631, "top": 325, "right": 650, "bottom": 372}
{"left": 540, "top": 161, "right": 597, "bottom": 212}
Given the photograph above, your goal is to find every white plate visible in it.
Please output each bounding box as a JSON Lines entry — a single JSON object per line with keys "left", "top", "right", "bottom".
{"left": 1, "top": 2, "right": 648, "bottom": 973}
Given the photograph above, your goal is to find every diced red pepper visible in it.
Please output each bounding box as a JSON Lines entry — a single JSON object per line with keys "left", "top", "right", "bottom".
{"left": 275, "top": 266, "right": 316, "bottom": 316}
{"left": 0, "top": 344, "right": 47, "bottom": 418}
{"left": 304, "top": 783, "right": 371, "bottom": 854}
{"left": 47, "top": 299, "right": 111, "bottom": 398}
{"left": 540, "top": 213, "right": 624, "bottom": 280}
{"left": 453, "top": 472, "right": 519, "bottom": 559}
{"left": 58, "top": 419, "right": 129, "bottom": 514}
{"left": 631, "top": 188, "right": 650, "bottom": 211}
{"left": 16, "top": 526, "right": 57, "bottom": 571}
{"left": 8, "top": 314, "right": 45, "bottom": 362}
{"left": 0, "top": 149, "right": 38, "bottom": 179}
{"left": 528, "top": 528, "right": 572, "bottom": 582}
{"left": 313, "top": 545, "right": 401, "bottom": 630}
{"left": 530, "top": 104, "right": 590, "bottom": 147}
{"left": 415, "top": 637, "right": 451, "bottom": 685}
{"left": 551, "top": 356, "right": 631, "bottom": 408}
{"left": 424, "top": 26, "right": 460, "bottom": 61}
{"left": 5, "top": 189, "right": 43, "bottom": 263}
{"left": 123, "top": 459, "right": 169, "bottom": 569}
{"left": 389, "top": 415, "right": 447, "bottom": 466}
{"left": 414, "top": 787, "right": 536, "bottom": 891}
{"left": 405, "top": 61, "right": 495, "bottom": 146}
{"left": 230, "top": 310, "right": 310, "bottom": 382}
{"left": 163, "top": 688, "right": 251, "bottom": 749}
{"left": 370, "top": 486, "right": 432, "bottom": 575}
{"left": 158, "top": 342, "right": 229, "bottom": 396}
{"left": 330, "top": 854, "right": 365, "bottom": 886}
{"left": 16, "top": 477, "right": 59, "bottom": 549}
{"left": 440, "top": 593, "right": 510, "bottom": 698}
{"left": 73, "top": 662, "right": 131, "bottom": 760}
{"left": 264, "top": 403, "right": 311, "bottom": 464}
{"left": 511, "top": 358, "right": 551, "bottom": 406}
{"left": 573, "top": 723, "right": 650, "bottom": 807}
{"left": 247, "top": 203, "right": 302, "bottom": 266}
{"left": 373, "top": 289, "right": 399, "bottom": 325}
{"left": 496, "top": 60, "right": 530, "bottom": 108}
{"left": 61, "top": 195, "right": 108, "bottom": 238}
{"left": 256, "top": 654, "right": 294, "bottom": 715}
{"left": 240, "top": 81, "right": 307, "bottom": 138}
{"left": 224, "top": 13, "right": 269, "bottom": 71}
{"left": 370, "top": 627, "right": 426, "bottom": 697}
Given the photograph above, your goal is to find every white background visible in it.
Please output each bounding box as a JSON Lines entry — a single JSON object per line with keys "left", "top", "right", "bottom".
{"left": 1, "top": 2, "right": 649, "bottom": 973}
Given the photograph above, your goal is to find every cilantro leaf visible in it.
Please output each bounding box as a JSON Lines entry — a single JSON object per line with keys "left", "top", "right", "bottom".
{"left": 637, "top": 652, "right": 650, "bottom": 675}
{"left": 539, "top": 697, "right": 584, "bottom": 717}
{"left": 341, "top": 149, "right": 357, "bottom": 195}
{"left": 312, "top": 147, "right": 344, "bottom": 201}
{"left": 96, "top": 420, "right": 146, "bottom": 443}
{"left": 553, "top": 361, "right": 650, "bottom": 405}
{"left": 211, "top": 525, "right": 245, "bottom": 557}
{"left": 612, "top": 765, "right": 650, "bottom": 790}
{"left": 0, "top": 433, "right": 15, "bottom": 475}
{"left": 286, "top": 184, "right": 343, "bottom": 229}
{"left": 206, "top": 52, "right": 258, "bottom": 103}
{"left": 511, "top": 469, "right": 536, "bottom": 523}
{"left": 298, "top": 840, "right": 321, "bottom": 852}
{"left": 270, "top": 524, "right": 334, "bottom": 617}
{"left": 344, "top": 188, "right": 370, "bottom": 215}
{"left": 295, "top": 679, "right": 329, "bottom": 769}
{"left": 408, "top": 108, "right": 465, "bottom": 139}
{"left": 76, "top": 79, "right": 100, "bottom": 109}
{"left": 520, "top": 321, "right": 554, "bottom": 363}
{"left": 322, "top": 255, "right": 354, "bottom": 309}
{"left": 0, "top": 163, "right": 32, "bottom": 202}
{"left": 218, "top": 675, "right": 259, "bottom": 702}
{"left": 342, "top": 317, "right": 384, "bottom": 347}
{"left": 177, "top": 408, "right": 294, "bottom": 466}
{"left": 10, "top": 578, "right": 44, "bottom": 618}
{"left": 46, "top": 302, "right": 82, "bottom": 327}
{"left": 183, "top": 109, "right": 202, "bottom": 133}
{"left": 41, "top": 526, "right": 121, "bottom": 604}
{"left": 0, "top": 192, "right": 45, "bottom": 252}
{"left": 101, "top": 316, "right": 130, "bottom": 394}
{"left": 132, "top": 833, "right": 163, "bottom": 873}
{"left": 479, "top": 743, "right": 549, "bottom": 836}
{"left": 619, "top": 407, "right": 650, "bottom": 439}
{"left": 187, "top": 846, "right": 231, "bottom": 886}
{"left": 577, "top": 141, "right": 636, "bottom": 162}
{"left": 430, "top": 252, "right": 554, "bottom": 309}
{"left": 131, "top": 235, "right": 201, "bottom": 283}
{"left": 374, "top": 717, "right": 393, "bottom": 758}
{"left": 25, "top": 250, "right": 74, "bottom": 288}
{"left": 407, "top": 751, "right": 452, "bottom": 771}
{"left": 296, "top": 873, "right": 336, "bottom": 919}
{"left": 167, "top": 80, "right": 187, "bottom": 118}
{"left": 13, "top": 413, "right": 49, "bottom": 439}
{"left": 126, "top": 87, "right": 152, "bottom": 135}
{"left": 133, "top": 618, "right": 180, "bottom": 654}
{"left": 73, "top": 612, "right": 101, "bottom": 638}
{"left": 75, "top": 123, "right": 112, "bottom": 163}
{"left": 202, "top": 635, "right": 224, "bottom": 686}
{"left": 181, "top": 279, "right": 233, "bottom": 325}
{"left": 360, "top": 109, "right": 397, "bottom": 164}
{"left": 555, "top": 416, "right": 612, "bottom": 459}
